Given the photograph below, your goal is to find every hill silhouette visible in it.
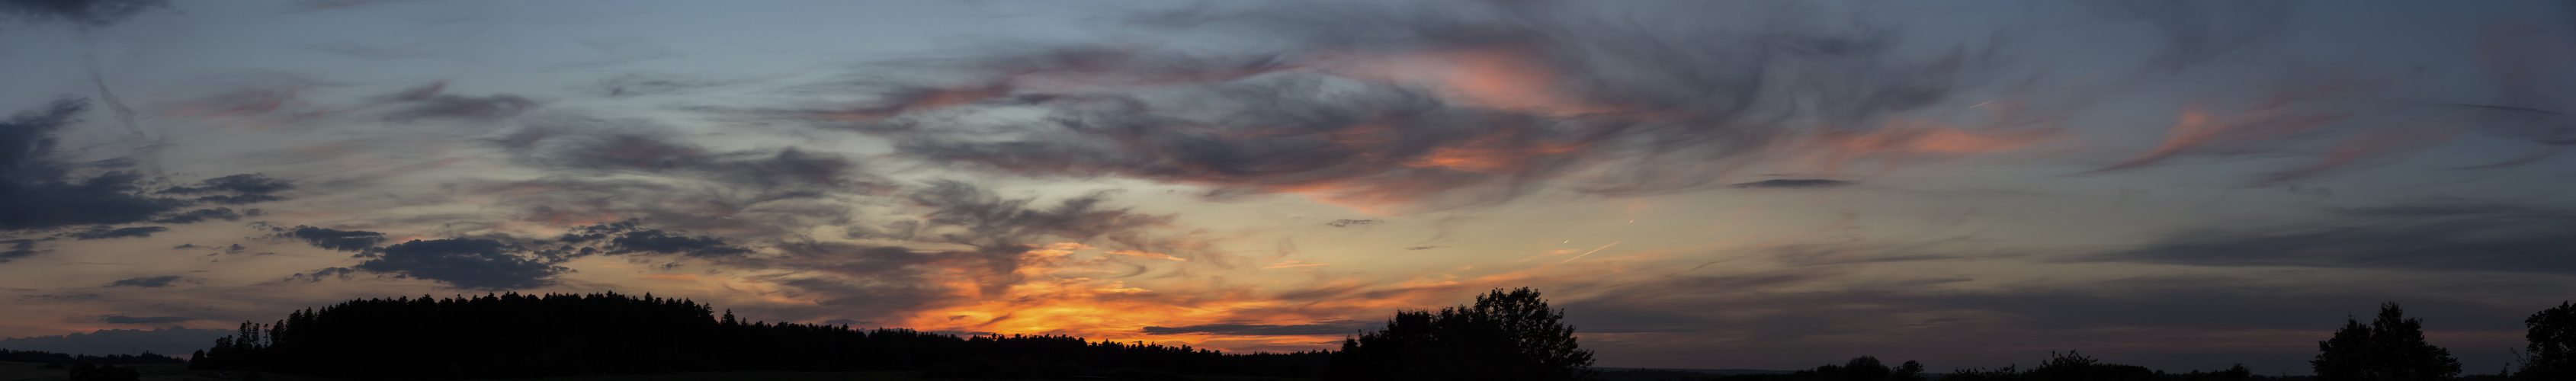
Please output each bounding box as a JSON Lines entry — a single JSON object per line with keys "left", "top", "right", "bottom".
{"left": 190, "top": 292, "right": 1327, "bottom": 379}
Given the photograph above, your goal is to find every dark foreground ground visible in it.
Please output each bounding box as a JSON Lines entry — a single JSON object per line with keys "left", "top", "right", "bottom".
{"left": 1, "top": 361, "right": 1319, "bottom": 381}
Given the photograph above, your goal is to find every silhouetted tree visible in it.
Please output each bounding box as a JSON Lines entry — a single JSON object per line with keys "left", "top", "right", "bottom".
{"left": 1326, "top": 287, "right": 1595, "bottom": 381}
{"left": 2315, "top": 303, "right": 2461, "bottom": 380}
{"left": 2520, "top": 301, "right": 2576, "bottom": 379}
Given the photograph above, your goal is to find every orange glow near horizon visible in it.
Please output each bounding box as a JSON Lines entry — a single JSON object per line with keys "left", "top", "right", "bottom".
{"left": 852, "top": 242, "right": 1343, "bottom": 349}
{"left": 702, "top": 238, "right": 1625, "bottom": 353}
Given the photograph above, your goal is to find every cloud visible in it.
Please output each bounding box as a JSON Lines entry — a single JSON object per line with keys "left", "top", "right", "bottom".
{"left": 95, "top": 315, "right": 189, "bottom": 325}
{"left": 16, "top": 293, "right": 98, "bottom": 301}
{"left": 161, "top": 174, "right": 293, "bottom": 205}
{"left": 2081, "top": 202, "right": 2576, "bottom": 274}
{"left": 0, "top": 0, "right": 166, "bottom": 27}
{"left": 104, "top": 275, "right": 196, "bottom": 287}
{"left": 164, "top": 174, "right": 292, "bottom": 195}
{"left": 159, "top": 85, "right": 315, "bottom": 119}
{"left": 0, "top": 326, "right": 229, "bottom": 357}
{"left": 279, "top": 266, "right": 356, "bottom": 283}
{"left": 2061, "top": 74, "right": 2546, "bottom": 185}
{"left": 751, "top": 2, "right": 2039, "bottom": 211}
{"left": 2081, "top": 0, "right": 2292, "bottom": 72}
{"left": 551, "top": 219, "right": 753, "bottom": 258}
{"left": 351, "top": 238, "right": 566, "bottom": 290}
{"left": 378, "top": 82, "right": 536, "bottom": 122}
{"left": 0, "top": 239, "right": 36, "bottom": 261}
{"left": 1326, "top": 219, "right": 1379, "bottom": 227}
{"left": 283, "top": 0, "right": 420, "bottom": 13}
{"left": 277, "top": 226, "right": 387, "bottom": 251}
{"left": 2, "top": 99, "right": 291, "bottom": 232}
{"left": 150, "top": 207, "right": 247, "bottom": 224}
{"left": 1730, "top": 179, "right": 1853, "bottom": 189}
{"left": 463, "top": 117, "right": 880, "bottom": 237}
{"left": 591, "top": 73, "right": 717, "bottom": 98}
{"left": 63, "top": 226, "right": 166, "bottom": 240}
{"left": 0, "top": 99, "right": 192, "bottom": 231}
{"left": 473, "top": 177, "right": 856, "bottom": 239}
{"left": 716, "top": 181, "right": 1206, "bottom": 325}
{"left": 906, "top": 180, "right": 1172, "bottom": 253}
{"left": 495, "top": 117, "right": 870, "bottom": 190}
{"left": 1141, "top": 320, "right": 1368, "bottom": 336}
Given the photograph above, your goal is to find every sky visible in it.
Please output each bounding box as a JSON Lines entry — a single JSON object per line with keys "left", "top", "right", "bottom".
{"left": 2, "top": 0, "right": 2574, "bottom": 375}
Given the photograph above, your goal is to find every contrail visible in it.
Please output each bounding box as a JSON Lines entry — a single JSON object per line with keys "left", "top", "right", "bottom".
{"left": 85, "top": 55, "right": 142, "bottom": 139}
{"left": 89, "top": 52, "right": 168, "bottom": 178}
{"left": 1559, "top": 241, "right": 1619, "bottom": 264}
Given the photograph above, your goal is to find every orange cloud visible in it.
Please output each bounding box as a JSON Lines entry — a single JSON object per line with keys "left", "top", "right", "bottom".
{"left": 1105, "top": 250, "right": 1188, "bottom": 261}
{"left": 1801, "top": 121, "right": 2058, "bottom": 174}
{"left": 1325, "top": 46, "right": 1613, "bottom": 114}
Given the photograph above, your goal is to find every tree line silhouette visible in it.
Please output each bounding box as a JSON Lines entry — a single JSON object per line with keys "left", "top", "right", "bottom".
{"left": 0, "top": 351, "right": 171, "bottom": 381}
{"left": 173, "top": 290, "right": 2574, "bottom": 380}
{"left": 0, "top": 349, "right": 184, "bottom": 365}
{"left": 1601, "top": 301, "right": 2576, "bottom": 381}
{"left": 187, "top": 292, "right": 1328, "bottom": 379}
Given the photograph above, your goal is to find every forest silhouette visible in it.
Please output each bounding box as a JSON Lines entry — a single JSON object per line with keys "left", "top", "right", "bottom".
{"left": 166, "top": 290, "right": 2576, "bottom": 380}
{"left": 185, "top": 291, "right": 1329, "bottom": 379}
{"left": 1600, "top": 302, "right": 2576, "bottom": 381}
{"left": 0, "top": 349, "right": 183, "bottom": 365}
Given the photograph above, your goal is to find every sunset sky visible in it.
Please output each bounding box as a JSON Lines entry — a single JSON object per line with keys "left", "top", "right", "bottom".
{"left": 5, "top": 0, "right": 2574, "bottom": 375}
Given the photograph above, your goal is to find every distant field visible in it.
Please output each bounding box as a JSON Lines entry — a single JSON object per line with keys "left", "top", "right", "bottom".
{"left": 0, "top": 361, "right": 1308, "bottom": 381}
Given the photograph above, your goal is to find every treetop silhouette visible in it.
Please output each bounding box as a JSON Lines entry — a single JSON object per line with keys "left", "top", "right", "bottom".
{"left": 2313, "top": 302, "right": 2460, "bottom": 380}
{"left": 1326, "top": 287, "right": 1595, "bottom": 381}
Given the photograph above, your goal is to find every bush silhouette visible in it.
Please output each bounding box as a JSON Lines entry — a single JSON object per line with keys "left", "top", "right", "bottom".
{"left": 2314, "top": 303, "right": 2461, "bottom": 380}
{"left": 1922, "top": 351, "right": 2246, "bottom": 381}
{"left": 2023, "top": 351, "right": 2155, "bottom": 381}
{"left": 1325, "top": 287, "right": 1595, "bottom": 381}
